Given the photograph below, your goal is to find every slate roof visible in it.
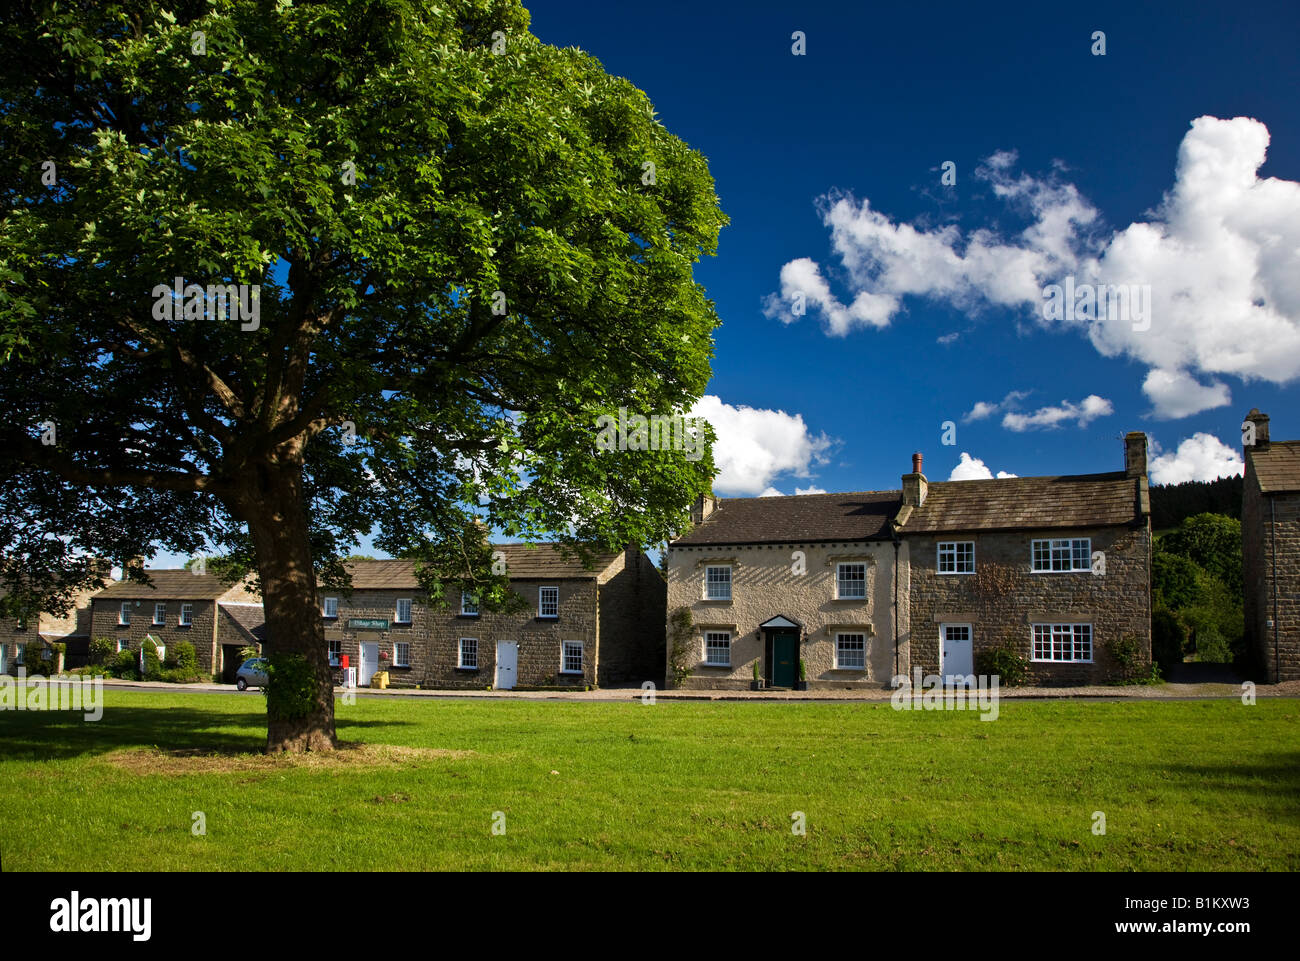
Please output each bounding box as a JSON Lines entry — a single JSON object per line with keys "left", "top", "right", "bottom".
{"left": 671, "top": 491, "right": 903, "bottom": 546}
{"left": 93, "top": 570, "right": 249, "bottom": 600}
{"left": 1249, "top": 440, "right": 1300, "bottom": 494}
{"left": 900, "top": 472, "right": 1142, "bottom": 533}
{"left": 220, "top": 603, "right": 267, "bottom": 642}
{"left": 345, "top": 545, "right": 621, "bottom": 589}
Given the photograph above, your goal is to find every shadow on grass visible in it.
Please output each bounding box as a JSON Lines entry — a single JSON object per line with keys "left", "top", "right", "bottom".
{"left": 0, "top": 706, "right": 413, "bottom": 761}
{"left": 1153, "top": 754, "right": 1300, "bottom": 803}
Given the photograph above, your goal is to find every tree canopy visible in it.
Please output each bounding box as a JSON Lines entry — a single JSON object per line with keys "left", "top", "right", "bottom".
{"left": 0, "top": 0, "right": 726, "bottom": 749}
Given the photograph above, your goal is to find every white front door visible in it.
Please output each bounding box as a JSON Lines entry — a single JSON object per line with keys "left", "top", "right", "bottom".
{"left": 940, "top": 624, "right": 974, "bottom": 685}
{"left": 359, "top": 642, "right": 379, "bottom": 686}
{"left": 495, "top": 641, "right": 517, "bottom": 690}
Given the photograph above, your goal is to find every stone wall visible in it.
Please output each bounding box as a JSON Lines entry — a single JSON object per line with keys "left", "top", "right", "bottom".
{"left": 907, "top": 525, "right": 1151, "bottom": 685}
{"left": 88, "top": 599, "right": 220, "bottom": 674}
{"left": 324, "top": 580, "right": 600, "bottom": 690}
{"left": 665, "top": 540, "right": 900, "bottom": 690}
{"left": 1244, "top": 472, "right": 1300, "bottom": 681}
{"left": 596, "top": 549, "right": 667, "bottom": 687}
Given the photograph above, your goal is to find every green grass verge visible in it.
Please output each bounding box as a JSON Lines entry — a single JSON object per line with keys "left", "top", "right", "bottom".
{"left": 1, "top": 691, "right": 1297, "bottom": 870}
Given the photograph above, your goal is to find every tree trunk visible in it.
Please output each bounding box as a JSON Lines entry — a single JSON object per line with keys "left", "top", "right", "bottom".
{"left": 230, "top": 456, "right": 337, "bottom": 753}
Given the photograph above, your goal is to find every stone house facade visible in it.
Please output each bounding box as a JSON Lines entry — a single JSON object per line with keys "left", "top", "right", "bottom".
{"left": 666, "top": 492, "right": 904, "bottom": 690}
{"left": 897, "top": 435, "right": 1152, "bottom": 686}
{"left": 1242, "top": 409, "right": 1300, "bottom": 682}
{"left": 323, "top": 545, "right": 665, "bottom": 690}
{"left": 0, "top": 581, "right": 99, "bottom": 675}
{"left": 665, "top": 433, "right": 1152, "bottom": 689}
{"left": 89, "top": 571, "right": 264, "bottom": 680}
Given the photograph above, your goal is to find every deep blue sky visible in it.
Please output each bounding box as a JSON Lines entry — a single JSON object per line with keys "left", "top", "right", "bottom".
{"left": 527, "top": 0, "right": 1300, "bottom": 492}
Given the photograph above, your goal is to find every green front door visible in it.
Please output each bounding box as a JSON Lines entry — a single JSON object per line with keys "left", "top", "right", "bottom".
{"left": 772, "top": 632, "right": 798, "bottom": 687}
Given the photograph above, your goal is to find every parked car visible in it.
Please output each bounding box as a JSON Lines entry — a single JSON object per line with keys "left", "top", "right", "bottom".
{"left": 235, "top": 657, "right": 269, "bottom": 691}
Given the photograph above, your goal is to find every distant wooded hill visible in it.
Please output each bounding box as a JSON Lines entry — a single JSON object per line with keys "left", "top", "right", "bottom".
{"left": 1149, "top": 475, "right": 1242, "bottom": 530}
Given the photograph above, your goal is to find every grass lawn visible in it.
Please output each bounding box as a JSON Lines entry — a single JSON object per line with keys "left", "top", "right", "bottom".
{"left": 1, "top": 690, "right": 1297, "bottom": 871}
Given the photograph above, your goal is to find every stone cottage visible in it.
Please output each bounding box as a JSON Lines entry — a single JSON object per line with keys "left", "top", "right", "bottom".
{"left": 89, "top": 570, "right": 265, "bottom": 680}
{"left": 0, "top": 580, "right": 100, "bottom": 675}
{"left": 665, "top": 433, "right": 1152, "bottom": 689}
{"left": 323, "top": 545, "right": 665, "bottom": 690}
{"left": 1242, "top": 409, "right": 1300, "bottom": 682}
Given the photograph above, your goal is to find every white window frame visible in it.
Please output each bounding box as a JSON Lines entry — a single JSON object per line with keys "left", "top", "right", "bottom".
{"left": 836, "top": 562, "right": 867, "bottom": 599}
{"left": 461, "top": 592, "right": 479, "bottom": 617}
{"left": 119, "top": 602, "right": 131, "bottom": 626}
{"left": 328, "top": 640, "right": 342, "bottom": 667}
{"left": 704, "top": 565, "right": 732, "bottom": 601}
{"left": 153, "top": 603, "right": 166, "bottom": 626}
{"left": 179, "top": 603, "right": 193, "bottom": 627}
{"left": 1031, "top": 623, "right": 1093, "bottom": 663}
{"left": 835, "top": 632, "right": 867, "bottom": 670}
{"left": 322, "top": 596, "right": 339, "bottom": 618}
{"left": 395, "top": 598, "right": 413, "bottom": 625}
{"left": 393, "top": 641, "right": 410, "bottom": 668}
{"left": 703, "top": 631, "right": 731, "bottom": 667}
{"left": 538, "top": 586, "right": 559, "bottom": 618}
{"left": 458, "top": 637, "right": 478, "bottom": 670}
{"left": 1031, "top": 538, "right": 1092, "bottom": 573}
{"left": 560, "top": 640, "right": 583, "bottom": 674}
{"left": 116, "top": 638, "right": 128, "bottom": 653}
{"left": 937, "top": 541, "right": 975, "bottom": 575}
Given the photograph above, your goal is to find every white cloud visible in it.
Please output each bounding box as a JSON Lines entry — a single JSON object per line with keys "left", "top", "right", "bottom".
{"left": 795, "top": 485, "right": 827, "bottom": 495}
{"left": 772, "top": 116, "right": 1300, "bottom": 418}
{"left": 690, "top": 396, "right": 834, "bottom": 497}
{"left": 948, "top": 452, "right": 1018, "bottom": 481}
{"left": 936, "top": 332, "right": 960, "bottom": 345}
{"left": 1001, "top": 395, "right": 1113, "bottom": 432}
{"left": 1149, "top": 433, "right": 1244, "bottom": 485}
{"left": 962, "top": 389, "right": 1031, "bottom": 423}
{"left": 1141, "top": 369, "right": 1232, "bottom": 420}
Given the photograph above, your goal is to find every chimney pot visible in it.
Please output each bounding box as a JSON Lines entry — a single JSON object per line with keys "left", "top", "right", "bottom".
{"left": 912, "top": 452, "right": 923, "bottom": 474}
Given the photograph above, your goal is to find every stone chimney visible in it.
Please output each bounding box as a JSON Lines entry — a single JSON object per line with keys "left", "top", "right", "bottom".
{"left": 1124, "top": 432, "right": 1148, "bottom": 479}
{"left": 690, "top": 492, "right": 719, "bottom": 526}
{"left": 901, "top": 452, "right": 928, "bottom": 508}
{"left": 1244, "top": 408, "right": 1270, "bottom": 450}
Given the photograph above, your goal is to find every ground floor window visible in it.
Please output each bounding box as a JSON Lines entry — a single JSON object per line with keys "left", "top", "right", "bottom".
{"left": 836, "top": 633, "right": 866, "bottom": 669}
{"left": 393, "top": 642, "right": 410, "bottom": 668}
{"left": 561, "top": 640, "right": 583, "bottom": 674}
{"left": 15, "top": 644, "right": 24, "bottom": 666}
{"left": 1032, "top": 623, "right": 1093, "bottom": 662}
{"left": 459, "top": 638, "right": 478, "bottom": 669}
{"left": 328, "top": 640, "right": 341, "bottom": 666}
{"left": 116, "top": 638, "right": 128, "bottom": 653}
{"left": 704, "top": 631, "right": 731, "bottom": 666}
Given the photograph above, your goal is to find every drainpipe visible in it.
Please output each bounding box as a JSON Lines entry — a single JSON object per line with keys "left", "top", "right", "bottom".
{"left": 1272, "top": 496, "right": 1280, "bottom": 682}
{"left": 892, "top": 534, "right": 900, "bottom": 679}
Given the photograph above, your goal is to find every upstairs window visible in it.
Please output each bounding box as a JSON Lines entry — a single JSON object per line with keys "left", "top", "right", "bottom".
{"left": 119, "top": 603, "right": 131, "bottom": 626}
{"left": 152, "top": 603, "right": 166, "bottom": 626}
{"left": 704, "top": 565, "right": 732, "bottom": 601}
{"left": 539, "top": 586, "right": 559, "bottom": 618}
{"left": 836, "top": 563, "right": 867, "bottom": 599}
{"left": 322, "top": 597, "right": 339, "bottom": 619}
{"left": 179, "top": 603, "right": 193, "bottom": 627}
{"left": 395, "top": 598, "right": 413, "bottom": 624}
{"left": 1031, "top": 538, "right": 1091, "bottom": 573}
{"left": 461, "top": 592, "right": 479, "bottom": 617}
{"left": 937, "top": 542, "right": 975, "bottom": 574}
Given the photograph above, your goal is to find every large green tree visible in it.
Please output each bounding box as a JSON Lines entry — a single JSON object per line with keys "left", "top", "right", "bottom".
{"left": 0, "top": 0, "right": 724, "bottom": 751}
